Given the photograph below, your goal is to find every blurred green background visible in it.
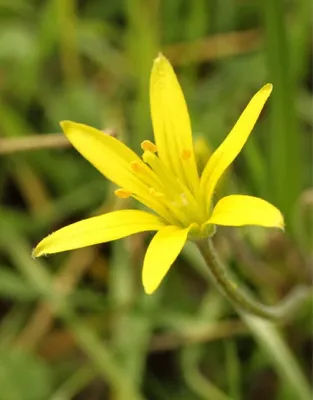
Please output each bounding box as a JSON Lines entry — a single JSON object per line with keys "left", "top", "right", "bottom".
{"left": 0, "top": 0, "right": 312, "bottom": 399}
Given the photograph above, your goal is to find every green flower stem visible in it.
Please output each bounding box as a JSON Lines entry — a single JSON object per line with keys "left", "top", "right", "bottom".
{"left": 195, "top": 238, "right": 311, "bottom": 321}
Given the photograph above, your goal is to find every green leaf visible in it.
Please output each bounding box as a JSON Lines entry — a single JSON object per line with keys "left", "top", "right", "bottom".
{"left": 0, "top": 348, "right": 53, "bottom": 400}
{"left": 0, "top": 266, "right": 37, "bottom": 301}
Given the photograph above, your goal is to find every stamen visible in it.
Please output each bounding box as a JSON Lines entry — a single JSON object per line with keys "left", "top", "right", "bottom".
{"left": 130, "top": 160, "right": 143, "bottom": 173}
{"left": 141, "top": 140, "right": 157, "bottom": 153}
{"left": 181, "top": 149, "right": 191, "bottom": 160}
{"left": 142, "top": 150, "right": 155, "bottom": 165}
{"left": 149, "top": 187, "right": 164, "bottom": 198}
{"left": 130, "top": 159, "right": 164, "bottom": 192}
{"left": 141, "top": 151, "right": 205, "bottom": 226}
{"left": 143, "top": 151, "right": 183, "bottom": 195}
{"left": 114, "top": 189, "right": 132, "bottom": 199}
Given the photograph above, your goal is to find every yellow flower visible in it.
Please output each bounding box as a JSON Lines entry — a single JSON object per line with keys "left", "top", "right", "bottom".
{"left": 33, "top": 54, "right": 284, "bottom": 294}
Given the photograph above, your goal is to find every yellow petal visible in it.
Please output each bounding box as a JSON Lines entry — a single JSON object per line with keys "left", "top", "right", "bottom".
{"left": 33, "top": 210, "right": 166, "bottom": 256}
{"left": 60, "top": 121, "right": 152, "bottom": 201}
{"left": 201, "top": 84, "right": 273, "bottom": 204}
{"left": 150, "top": 54, "right": 199, "bottom": 192}
{"left": 142, "top": 225, "right": 190, "bottom": 294}
{"left": 208, "top": 195, "right": 284, "bottom": 228}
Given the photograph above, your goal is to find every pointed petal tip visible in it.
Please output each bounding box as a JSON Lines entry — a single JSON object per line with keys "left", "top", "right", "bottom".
{"left": 143, "top": 274, "right": 159, "bottom": 295}
{"left": 278, "top": 215, "right": 285, "bottom": 231}
{"left": 32, "top": 238, "right": 49, "bottom": 258}
{"left": 31, "top": 246, "right": 41, "bottom": 258}
{"left": 60, "top": 120, "right": 74, "bottom": 132}
{"left": 274, "top": 208, "right": 285, "bottom": 231}
{"left": 143, "top": 284, "right": 154, "bottom": 295}
{"left": 262, "top": 83, "right": 273, "bottom": 95}
{"left": 155, "top": 52, "right": 165, "bottom": 62}
{"left": 153, "top": 53, "right": 171, "bottom": 70}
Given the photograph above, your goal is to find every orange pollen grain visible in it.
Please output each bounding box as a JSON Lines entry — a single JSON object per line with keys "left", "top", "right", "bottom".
{"left": 114, "top": 189, "right": 132, "bottom": 199}
{"left": 182, "top": 149, "right": 191, "bottom": 160}
{"left": 141, "top": 140, "right": 157, "bottom": 153}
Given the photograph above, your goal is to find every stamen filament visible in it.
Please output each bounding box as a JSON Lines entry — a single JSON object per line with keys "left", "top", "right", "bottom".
{"left": 149, "top": 188, "right": 164, "bottom": 198}
{"left": 180, "top": 146, "right": 200, "bottom": 195}
{"left": 142, "top": 151, "right": 182, "bottom": 196}
{"left": 142, "top": 150, "right": 204, "bottom": 225}
{"left": 130, "top": 160, "right": 165, "bottom": 193}
{"left": 128, "top": 157, "right": 193, "bottom": 226}
{"left": 131, "top": 193, "right": 180, "bottom": 226}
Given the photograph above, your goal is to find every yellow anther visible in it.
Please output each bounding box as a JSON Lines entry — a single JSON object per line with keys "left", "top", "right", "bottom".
{"left": 130, "top": 160, "right": 143, "bottom": 173}
{"left": 149, "top": 188, "right": 164, "bottom": 198}
{"left": 181, "top": 149, "right": 191, "bottom": 160}
{"left": 114, "top": 189, "right": 132, "bottom": 199}
{"left": 141, "top": 140, "right": 157, "bottom": 153}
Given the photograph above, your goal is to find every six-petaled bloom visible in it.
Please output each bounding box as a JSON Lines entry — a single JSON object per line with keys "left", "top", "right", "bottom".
{"left": 33, "top": 54, "right": 284, "bottom": 294}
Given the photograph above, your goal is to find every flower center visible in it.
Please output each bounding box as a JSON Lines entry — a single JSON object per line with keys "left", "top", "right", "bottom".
{"left": 115, "top": 140, "right": 207, "bottom": 227}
